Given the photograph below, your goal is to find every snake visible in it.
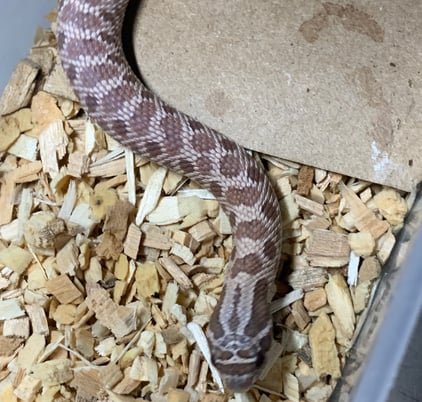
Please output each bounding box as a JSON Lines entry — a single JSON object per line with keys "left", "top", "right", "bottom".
{"left": 57, "top": 0, "right": 282, "bottom": 393}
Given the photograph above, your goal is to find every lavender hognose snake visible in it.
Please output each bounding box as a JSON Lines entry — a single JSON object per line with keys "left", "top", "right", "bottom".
{"left": 57, "top": 0, "right": 282, "bottom": 392}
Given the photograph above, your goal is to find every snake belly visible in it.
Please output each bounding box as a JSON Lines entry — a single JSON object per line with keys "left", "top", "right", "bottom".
{"left": 57, "top": 0, "right": 282, "bottom": 392}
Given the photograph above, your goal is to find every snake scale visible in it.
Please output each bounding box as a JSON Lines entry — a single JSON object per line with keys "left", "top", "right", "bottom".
{"left": 57, "top": 0, "right": 282, "bottom": 392}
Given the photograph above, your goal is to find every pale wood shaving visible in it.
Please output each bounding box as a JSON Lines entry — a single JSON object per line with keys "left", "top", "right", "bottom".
{"left": 348, "top": 231, "right": 375, "bottom": 257}
{"left": 339, "top": 181, "right": 389, "bottom": 239}
{"left": 8, "top": 134, "right": 38, "bottom": 161}
{"left": 325, "top": 274, "right": 355, "bottom": 339}
{"left": 17, "top": 334, "right": 46, "bottom": 371}
{"left": 85, "top": 285, "right": 138, "bottom": 338}
{"left": 0, "top": 59, "right": 40, "bottom": 115}
{"left": 3, "top": 317, "right": 30, "bottom": 339}
{"left": 305, "top": 383, "right": 334, "bottom": 402}
{"left": 0, "top": 245, "right": 33, "bottom": 274}
{"left": 351, "top": 280, "right": 372, "bottom": 314}
{"left": 136, "top": 166, "right": 167, "bottom": 225}
{"left": 294, "top": 193, "right": 325, "bottom": 217}
{"left": 377, "top": 229, "right": 397, "bottom": 264}
{"left": 0, "top": 299, "right": 25, "bottom": 320}
{"left": 0, "top": 114, "right": 22, "bottom": 152}
{"left": 13, "top": 374, "right": 42, "bottom": 402}
{"left": 308, "top": 313, "right": 341, "bottom": 378}
{"left": 306, "top": 229, "right": 350, "bottom": 267}
{"left": 283, "top": 372, "right": 300, "bottom": 402}
{"left": 303, "top": 288, "right": 327, "bottom": 312}
{"left": 271, "top": 289, "right": 304, "bottom": 313}
{"left": 288, "top": 267, "right": 329, "bottom": 291}
{"left": 160, "top": 257, "right": 193, "bottom": 290}
{"left": 373, "top": 188, "right": 408, "bottom": 225}
{"left": 25, "top": 305, "right": 49, "bottom": 336}
{"left": 45, "top": 275, "right": 83, "bottom": 304}
{"left": 358, "top": 256, "right": 382, "bottom": 283}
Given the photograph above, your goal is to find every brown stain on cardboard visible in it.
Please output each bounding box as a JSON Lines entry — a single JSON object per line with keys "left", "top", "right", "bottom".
{"left": 353, "top": 66, "right": 385, "bottom": 108}
{"left": 298, "top": 12, "right": 328, "bottom": 43}
{"left": 350, "top": 66, "right": 393, "bottom": 149}
{"left": 299, "top": 2, "right": 384, "bottom": 43}
{"left": 205, "top": 89, "right": 233, "bottom": 118}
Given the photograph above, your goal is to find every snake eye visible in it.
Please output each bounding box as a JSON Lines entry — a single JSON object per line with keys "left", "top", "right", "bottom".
{"left": 238, "top": 349, "right": 257, "bottom": 359}
{"left": 237, "top": 349, "right": 265, "bottom": 369}
{"left": 213, "top": 349, "right": 233, "bottom": 362}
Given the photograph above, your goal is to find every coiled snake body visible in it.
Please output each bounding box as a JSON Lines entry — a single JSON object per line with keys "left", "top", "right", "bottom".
{"left": 58, "top": 0, "right": 281, "bottom": 392}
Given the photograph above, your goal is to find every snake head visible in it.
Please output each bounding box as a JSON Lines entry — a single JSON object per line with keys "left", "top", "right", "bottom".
{"left": 208, "top": 327, "right": 273, "bottom": 393}
{"left": 206, "top": 273, "right": 275, "bottom": 393}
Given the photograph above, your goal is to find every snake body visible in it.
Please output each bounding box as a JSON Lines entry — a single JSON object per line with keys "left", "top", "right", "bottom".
{"left": 57, "top": 0, "right": 281, "bottom": 392}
